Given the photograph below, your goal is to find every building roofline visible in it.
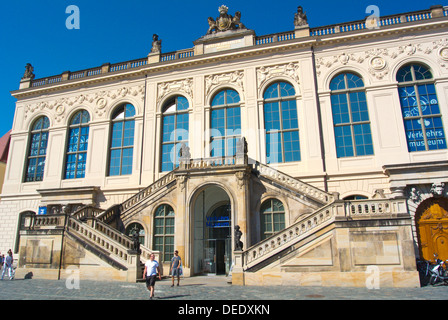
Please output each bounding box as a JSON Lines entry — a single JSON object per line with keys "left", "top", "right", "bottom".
{"left": 11, "top": 5, "right": 448, "bottom": 100}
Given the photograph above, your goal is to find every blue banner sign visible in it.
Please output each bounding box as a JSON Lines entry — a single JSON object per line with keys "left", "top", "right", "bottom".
{"left": 38, "top": 206, "right": 47, "bottom": 215}
{"left": 206, "top": 215, "right": 230, "bottom": 228}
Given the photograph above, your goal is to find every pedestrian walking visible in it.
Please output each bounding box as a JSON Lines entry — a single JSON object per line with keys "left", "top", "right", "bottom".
{"left": 170, "top": 250, "right": 183, "bottom": 287}
{"left": 143, "top": 253, "right": 161, "bottom": 300}
{"left": 2, "top": 250, "right": 14, "bottom": 280}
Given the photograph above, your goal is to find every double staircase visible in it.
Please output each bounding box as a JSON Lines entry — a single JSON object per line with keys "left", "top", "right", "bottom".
{"left": 28, "top": 157, "right": 408, "bottom": 282}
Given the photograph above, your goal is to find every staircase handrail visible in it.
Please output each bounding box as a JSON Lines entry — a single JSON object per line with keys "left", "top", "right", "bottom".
{"left": 67, "top": 217, "right": 133, "bottom": 267}
{"left": 120, "top": 170, "right": 178, "bottom": 213}
{"left": 242, "top": 201, "right": 341, "bottom": 270}
{"left": 71, "top": 205, "right": 105, "bottom": 221}
{"left": 241, "top": 197, "right": 408, "bottom": 270}
{"left": 254, "top": 161, "right": 334, "bottom": 204}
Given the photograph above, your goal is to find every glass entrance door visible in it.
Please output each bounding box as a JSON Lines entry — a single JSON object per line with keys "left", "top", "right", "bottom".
{"left": 203, "top": 239, "right": 229, "bottom": 275}
{"left": 203, "top": 239, "right": 216, "bottom": 274}
{"left": 203, "top": 203, "right": 231, "bottom": 275}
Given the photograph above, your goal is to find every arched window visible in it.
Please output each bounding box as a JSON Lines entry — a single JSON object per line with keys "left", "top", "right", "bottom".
{"left": 161, "top": 96, "right": 189, "bottom": 172}
{"left": 263, "top": 82, "right": 300, "bottom": 163}
{"left": 65, "top": 110, "right": 90, "bottom": 179}
{"left": 210, "top": 89, "right": 241, "bottom": 157}
{"left": 260, "top": 199, "right": 285, "bottom": 240}
{"left": 153, "top": 204, "right": 175, "bottom": 262}
{"left": 330, "top": 72, "right": 374, "bottom": 158}
{"left": 25, "top": 116, "right": 50, "bottom": 182}
{"left": 397, "top": 64, "right": 447, "bottom": 152}
{"left": 108, "top": 103, "right": 135, "bottom": 176}
{"left": 126, "top": 222, "right": 145, "bottom": 245}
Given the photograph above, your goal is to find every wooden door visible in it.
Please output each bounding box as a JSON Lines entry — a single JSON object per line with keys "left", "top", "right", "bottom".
{"left": 417, "top": 198, "right": 448, "bottom": 262}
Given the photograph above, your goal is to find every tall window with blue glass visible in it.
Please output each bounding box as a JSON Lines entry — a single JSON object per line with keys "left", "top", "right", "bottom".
{"left": 161, "top": 96, "right": 189, "bottom": 172}
{"left": 108, "top": 103, "right": 135, "bottom": 176}
{"left": 210, "top": 89, "right": 241, "bottom": 158}
{"left": 263, "top": 82, "right": 300, "bottom": 164}
{"left": 65, "top": 110, "right": 90, "bottom": 179}
{"left": 397, "top": 63, "right": 446, "bottom": 152}
{"left": 330, "top": 73, "right": 374, "bottom": 158}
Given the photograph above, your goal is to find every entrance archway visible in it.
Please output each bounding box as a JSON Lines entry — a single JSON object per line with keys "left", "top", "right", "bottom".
{"left": 192, "top": 185, "right": 232, "bottom": 275}
{"left": 416, "top": 197, "right": 448, "bottom": 261}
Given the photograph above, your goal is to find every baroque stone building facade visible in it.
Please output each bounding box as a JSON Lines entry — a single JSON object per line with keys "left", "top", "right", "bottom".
{"left": 1, "top": 5, "right": 448, "bottom": 287}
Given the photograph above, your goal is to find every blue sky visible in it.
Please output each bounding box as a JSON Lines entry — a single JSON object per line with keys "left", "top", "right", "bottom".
{"left": 0, "top": 0, "right": 441, "bottom": 138}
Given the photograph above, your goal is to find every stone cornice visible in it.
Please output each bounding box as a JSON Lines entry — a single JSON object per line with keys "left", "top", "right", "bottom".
{"left": 11, "top": 16, "right": 448, "bottom": 101}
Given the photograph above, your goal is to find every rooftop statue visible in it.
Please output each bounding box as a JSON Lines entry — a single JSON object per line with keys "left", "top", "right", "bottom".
{"left": 207, "top": 5, "right": 247, "bottom": 35}
{"left": 294, "top": 6, "right": 308, "bottom": 27}
{"left": 22, "top": 63, "right": 35, "bottom": 80}
{"left": 150, "top": 34, "right": 162, "bottom": 54}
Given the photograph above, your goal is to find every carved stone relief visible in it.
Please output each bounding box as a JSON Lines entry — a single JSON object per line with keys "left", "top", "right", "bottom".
{"left": 316, "top": 38, "right": 448, "bottom": 80}
{"left": 256, "top": 62, "right": 300, "bottom": 89}
{"left": 205, "top": 71, "right": 244, "bottom": 95}
{"left": 24, "top": 84, "right": 145, "bottom": 124}
{"left": 157, "top": 78, "right": 193, "bottom": 104}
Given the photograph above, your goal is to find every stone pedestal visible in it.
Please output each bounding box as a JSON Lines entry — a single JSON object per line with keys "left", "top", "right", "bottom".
{"left": 232, "top": 251, "right": 245, "bottom": 286}
{"left": 194, "top": 29, "right": 255, "bottom": 55}
{"left": 294, "top": 25, "right": 309, "bottom": 38}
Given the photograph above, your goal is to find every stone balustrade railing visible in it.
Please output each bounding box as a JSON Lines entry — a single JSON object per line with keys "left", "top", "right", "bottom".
{"left": 94, "top": 220, "right": 133, "bottom": 248}
{"left": 187, "top": 156, "right": 238, "bottom": 168}
{"left": 161, "top": 48, "right": 195, "bottom": 62}
{"left": 309, "top": 7, "right": 435, "bottom": 36}
{"left": 33, "top": 214, "right": 67, "bottom": 229}
{"left": 139, "top": 245, "right": 161, "bottom": 263}
{"left": 241, "top": 197, "right": 408, "bottom": 270}
{"left": 346, "top": 198, "right": 407, "bottom": 217}
{"left": 254, "top": 162, "right": 334, "bottom": 205}
{"left": 67, "top": 217, "right": 133, "bottom": 267}
{"left": 119, "top": 170, "right": 177, "bottom": 218}
{"left": 72, "top": 206, "right": 105, "bottom": 221}
{"left": 242, "top": 201, "right": 340, "bottom": 269}
{"left": 25, "top": 6, "right": 446, "bottom": 89}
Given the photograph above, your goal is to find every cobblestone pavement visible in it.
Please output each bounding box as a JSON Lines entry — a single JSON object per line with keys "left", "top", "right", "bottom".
{"left": 1, "top": 275, "right": 448, "bottom": 300}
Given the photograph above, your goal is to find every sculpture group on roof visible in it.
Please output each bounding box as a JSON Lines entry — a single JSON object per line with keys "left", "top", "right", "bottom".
{"left": 206, "top": 5, "right": 247, "bottom": 34}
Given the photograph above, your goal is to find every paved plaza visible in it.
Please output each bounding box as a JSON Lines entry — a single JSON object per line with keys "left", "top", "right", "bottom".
{"left": 1, "top": 275, "right": 448, "bottom": 300}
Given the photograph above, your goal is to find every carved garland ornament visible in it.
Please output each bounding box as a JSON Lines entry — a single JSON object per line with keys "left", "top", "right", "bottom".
{"left": 205, "top": 70, "right": 244, "bottom": 95}
{"left": 257, "top": 62, "right": 300, "bottom": 89}
{"left": 316, "top": 38, "right": 448, "bottom": 80}
{"left": 24, "top": 85, "right": 145, "bottom": 123}
{"left": 157, "top": 78, "right": 193, "bottom": 104}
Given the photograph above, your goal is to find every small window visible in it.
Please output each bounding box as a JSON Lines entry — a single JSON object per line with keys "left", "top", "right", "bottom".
{"left": 260, "top": 199, "right": 285, "bottom": 240}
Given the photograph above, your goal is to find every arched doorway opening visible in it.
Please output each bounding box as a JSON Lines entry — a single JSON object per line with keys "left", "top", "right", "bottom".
{"left": 416, "top": 197, "right": 448, "bottom": 261}
{"left": 192, "top": 185, "right": 232, "bottom": 275}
